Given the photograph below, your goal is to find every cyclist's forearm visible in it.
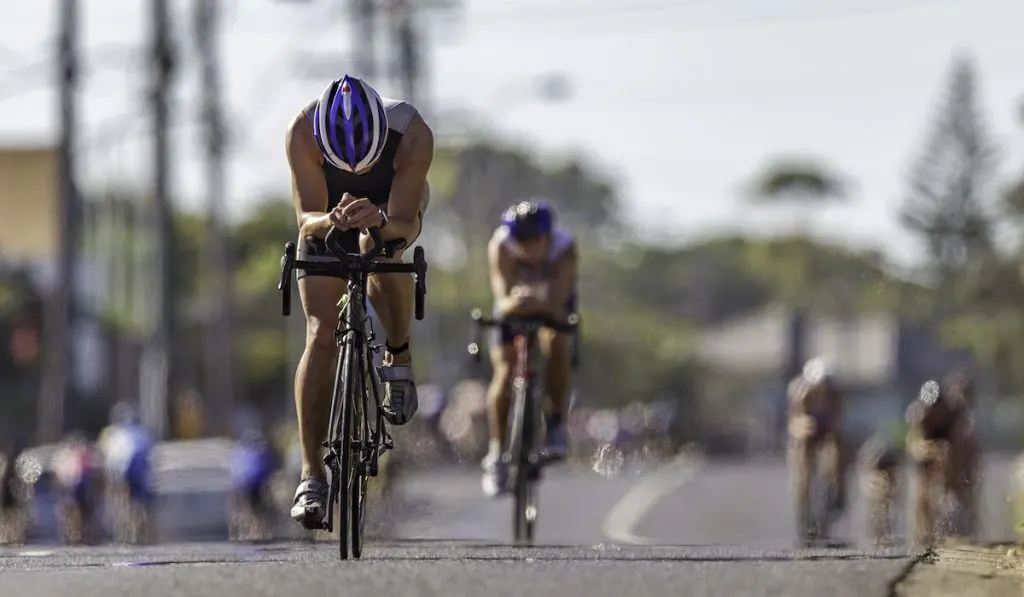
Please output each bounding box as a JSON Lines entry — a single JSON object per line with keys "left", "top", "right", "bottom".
{"left": 298, "top": 212, "right": 332, "bottom": 239}
{"left": 381, "top": 215, "right": 417, "bottom": 241}
{"left": 497, "top": 295, "right": 527, "bottom": 315}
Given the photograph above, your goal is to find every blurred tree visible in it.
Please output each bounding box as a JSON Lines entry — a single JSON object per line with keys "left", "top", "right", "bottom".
{"left": 430, "top": 141, "right": 621, "bottom": 246}
{"left": 743, "top": 157, "right": 856, "bottom": 320}
{"left": 745, "top": 157, "right": 851, "bottom": 234}
{"left": 0, "top": 266, "right": 43, "bottom": 437}
{"left": 747, "top": 157, "right": 850, "bottom": 208}
{"left": 900, "top": 53, "right": 999, "bottom": 310}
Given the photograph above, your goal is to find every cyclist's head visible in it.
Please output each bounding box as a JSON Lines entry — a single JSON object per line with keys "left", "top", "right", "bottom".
{"left": 801, "top": 357, "right": 831, "bottom": 386}
{"left": 501, "top": 199, "right": 555, "bottom": 260}
{"left": 312, "top": 75, "right": 389, "bottom": 174}
{"left": 240, "top": 428, "right": 264, "bottom": 446}
{"left": 110, "top": 401, "right": 140, "bottom": 425}
{"left": 62, "top": 430, "right": 88, "bottom": 447}
{"left": 918, "top": 379, "right": 942, "bottom": 405}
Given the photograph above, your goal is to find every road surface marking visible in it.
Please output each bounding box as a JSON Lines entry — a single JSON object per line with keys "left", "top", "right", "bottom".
{"left": 601, "top": 450, "right": 704, "bottom": 545}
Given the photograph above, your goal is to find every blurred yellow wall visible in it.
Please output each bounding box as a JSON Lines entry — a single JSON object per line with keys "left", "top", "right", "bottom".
{"left": 0, "top": 146, "right": 58, "bottom": 261}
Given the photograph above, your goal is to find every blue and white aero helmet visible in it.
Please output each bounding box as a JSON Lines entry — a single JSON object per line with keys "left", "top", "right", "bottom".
{"left": 312, "top": 75, "right": 389, "bottom": 173}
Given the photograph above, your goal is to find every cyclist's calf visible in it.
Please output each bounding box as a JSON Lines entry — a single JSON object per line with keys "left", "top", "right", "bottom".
{"left": 487, "top": 344, "right": 517, "bottom": 447}
{"left": 296, "top": 277, "right": 346, "bottom": 480}
{"left": 539, "top": 330, "right": 571, "bottom": 417}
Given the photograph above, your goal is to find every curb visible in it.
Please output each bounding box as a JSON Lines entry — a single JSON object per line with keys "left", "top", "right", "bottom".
{"left": 926, "top": 544, "right": 1024, "bottom": 578}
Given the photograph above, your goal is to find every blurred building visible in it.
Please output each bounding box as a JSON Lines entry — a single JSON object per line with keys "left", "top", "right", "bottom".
{"left": 0, "top": 145, "right": 112, "bottom": 438}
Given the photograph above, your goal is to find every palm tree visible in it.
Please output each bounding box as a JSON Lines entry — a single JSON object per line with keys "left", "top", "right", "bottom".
{"left": 746, "top": 157, "right": 852, "bottom": 235}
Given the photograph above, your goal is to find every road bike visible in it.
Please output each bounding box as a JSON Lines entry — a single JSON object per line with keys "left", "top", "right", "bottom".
{"left": 467, "top": 310, "right": 579, "bottom": 545}
{"left": 279, "top": 227, "right": 427, "bottom": 560}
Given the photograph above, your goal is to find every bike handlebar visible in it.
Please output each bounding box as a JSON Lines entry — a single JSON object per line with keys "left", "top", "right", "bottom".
{"left": 469, "top": 309, "right": 579, "bottom": 333}
{"left": 278, "top": 226, "right": 428, "bottom": 321}
{"left": 466, "top": 308, "right": 581, "bottom": 368}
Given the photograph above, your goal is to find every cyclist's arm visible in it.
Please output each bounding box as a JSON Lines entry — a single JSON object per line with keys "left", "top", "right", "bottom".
{"left": 385, "top": 114, "right": 434, "bottom": 241}
{"left": 489, "top": 233, "right": 521, "bottom": 315}
{"left": 286, "top": 111, "right": 333, "bottom": 240}
{"left": 787, "top": 380, "right": 808, "bottom": 416}
{"left": 904, "top": 402, "right": 932, "bottom": 460}
{"left": 547, "top": 244, "right": 577, "bottom": 319}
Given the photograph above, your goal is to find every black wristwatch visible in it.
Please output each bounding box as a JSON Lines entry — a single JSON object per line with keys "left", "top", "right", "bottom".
{"left": 378, "top": 207, "right": 389, "bottom": 229}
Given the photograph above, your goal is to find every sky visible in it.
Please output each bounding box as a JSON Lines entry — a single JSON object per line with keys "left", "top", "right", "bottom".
{"left": 1, "top": 0, "right": 1023, "bottom": 268}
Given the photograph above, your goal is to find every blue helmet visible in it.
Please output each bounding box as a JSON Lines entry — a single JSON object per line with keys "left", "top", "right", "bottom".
{"left": 313, "top": 75, "right": 389, "bottom": 173}
{"left": 501, "top": 200, "right": 555, "bottom": 241}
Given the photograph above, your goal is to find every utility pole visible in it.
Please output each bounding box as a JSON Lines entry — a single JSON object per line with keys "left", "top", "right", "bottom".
{"left": 40, "top": 0, "right": 80, "bottom": 443}
{"left": 352, "top": 0, "right": 378, "bottom": 80}
{"left": 141, "top": 0, "right": 177, "bottom": 440}
{"left": 194, "top": 0, "right": 235, "bottom": 436}
{"left": 388, "top": 0, "right": 421, "bottom": 104}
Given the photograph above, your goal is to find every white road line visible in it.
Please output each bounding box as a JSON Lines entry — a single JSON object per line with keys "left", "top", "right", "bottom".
{"left": 601, "top": 450, "right": 704, "bottom": 545}
{"left": 13, "top": 550, "right": 54, "bottom": 557}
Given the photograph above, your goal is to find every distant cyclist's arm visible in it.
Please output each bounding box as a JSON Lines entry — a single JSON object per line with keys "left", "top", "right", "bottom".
{"left": 489, "top": 234, "right": 522, "bottom": 316}
{"left": 385, "top": 114, "right": 434, "bottom": 241}
{"left": 286, "top": 111, "right": 332, "bottom": 240}
{"left": 904, "top": 404, "right": 931, "bottom": 460}
{"left": 547, "top": 244, "right": 578, "bottom": 320}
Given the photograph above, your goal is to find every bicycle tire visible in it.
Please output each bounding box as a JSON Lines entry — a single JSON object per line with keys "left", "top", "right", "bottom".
{"left": 349, "top": 346, "right": 370, "bottom": 559}
{"left": 341, "top": 336, "right": 362, "bottom": 560}
{"left": 507, "top": 377, "right": 528, "bottom": 543}
{"left": 522, "top": 372, "right": 542, "bottom": 544}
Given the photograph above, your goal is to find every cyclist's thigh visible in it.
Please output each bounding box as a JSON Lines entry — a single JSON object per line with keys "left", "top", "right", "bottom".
{"left": 538, "top": 328, "right": 569, "bottom": 359}
{"left": 489, "top": 338, "right": 518, "bottom": 372}
{"left": 299, "top": 277, "right": 346, "bottom": 343}
{"left": 296, "top": 235, "right": 349, "bottom": 342}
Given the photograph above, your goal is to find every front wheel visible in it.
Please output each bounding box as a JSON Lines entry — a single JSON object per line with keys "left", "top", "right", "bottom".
{"left": 332, "top": 340, "right": 356, "bottom": 560}
{"left": 512, "top": 378, "right": 542, "bottom": 545}
{"left": 349, "top": 356, "right": 370, "bottom": 559}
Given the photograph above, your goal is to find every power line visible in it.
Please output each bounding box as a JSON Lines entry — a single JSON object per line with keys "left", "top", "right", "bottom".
{"left": 453, "top": 0, "right": 977, "bottom": 28}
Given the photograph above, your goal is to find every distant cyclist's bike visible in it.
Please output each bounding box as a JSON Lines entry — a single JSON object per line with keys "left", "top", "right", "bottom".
{"left": 279, "top": 227, "right": 427, "bottom": 560}
{"left": 468, "top": 310, "right": 579, "bottom": 545}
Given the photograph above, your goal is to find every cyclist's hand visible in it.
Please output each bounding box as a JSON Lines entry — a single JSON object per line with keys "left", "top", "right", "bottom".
{"left": 510, "top": 285, "right": 535, "bottom": 300}
{"left": 501, "top": 293, "right": 545, "bottom": 316}
{"left": 330, "top": 193, "right": 382, "bottom": 231}
{"left": 788, "top": 415, "right": 816, "bottom": 440}
{"left": 929, "top": 440, "right": 951, "bottom": 461}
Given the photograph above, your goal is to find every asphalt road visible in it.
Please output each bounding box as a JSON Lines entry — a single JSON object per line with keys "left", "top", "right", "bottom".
{"left": 0, "top": 452, "right": 1016, "bottom": 597}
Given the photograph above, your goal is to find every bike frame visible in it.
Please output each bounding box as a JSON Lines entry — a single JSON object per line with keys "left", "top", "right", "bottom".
{"left": 467, "top": 311, "right": 579, "bottom": 545}
{"left": 323, "top": 267, "right": 387, "bottom": 559}
{"left": 505, "top": 328, "right": 544, "bottom": 544}
{"left": 279, "top": 226, "right": 427, "bottom": 560}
